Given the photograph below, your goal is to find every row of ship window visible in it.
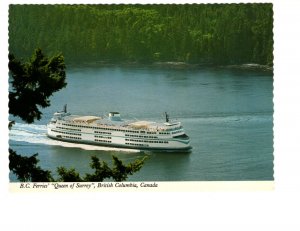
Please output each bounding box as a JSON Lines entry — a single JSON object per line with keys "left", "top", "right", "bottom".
{"left": 125, "top": 138, "right": 168, "bottom": 144}
{"left": 62, "top": 135, "right": 82, "bottom": 140}
{"left": 172, "top": 130, "right": 182, "bottom": 134}
{"left": 62, "top": 123, "right": 96, "bottom": 129}
{"left": 57, "top": 126, "right": 81, "bottom": 132}
{"left": 62, "top": 123, "right": 139, "bottom": 133}
{"left": 125, "top": 143, "right": 149, "bottom": 147}
{"left": 60, "top": 123, "right": 173, "bottom": 134}
{"left": 53, "top": 129, "right": 179, "bottom": 141}
{"left": 94, "top": 131, "right": 112, "bottom": 135}
{"left": 51, "top": 129, "right": 81, "bottom": 136}
{"left": 125, "top": 134, "right": 158, "bottom": 138}
{"left": 94, "top": 139, "right": 112, "bottom": 143}
{"left": 52, "top": 129, "right": 168, "bottom": 141}
{"left": 94, "top": 135, "right": 111, "bottom": 139}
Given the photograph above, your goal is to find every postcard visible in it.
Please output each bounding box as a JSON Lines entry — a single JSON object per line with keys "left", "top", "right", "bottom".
{"left": 6, "top": 2, "right": 276, "bottom": 191}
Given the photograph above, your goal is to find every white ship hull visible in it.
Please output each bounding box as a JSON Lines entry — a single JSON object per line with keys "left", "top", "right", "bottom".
{"left": 46, "top": 108, "right": 191, "bottom": 151}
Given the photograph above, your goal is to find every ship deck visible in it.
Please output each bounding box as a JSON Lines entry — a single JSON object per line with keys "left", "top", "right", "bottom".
{"left": 60, "top": 114, "right": 181, "bottom": 131}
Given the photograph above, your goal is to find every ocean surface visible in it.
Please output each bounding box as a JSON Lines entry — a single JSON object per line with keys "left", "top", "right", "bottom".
{"left": 9, "top": 65, "right": 273, "bottom": 181}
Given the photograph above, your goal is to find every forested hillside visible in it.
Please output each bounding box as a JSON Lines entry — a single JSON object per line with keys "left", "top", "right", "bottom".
{"left": 9, "top": 4, "right": 273, "bottom": 66}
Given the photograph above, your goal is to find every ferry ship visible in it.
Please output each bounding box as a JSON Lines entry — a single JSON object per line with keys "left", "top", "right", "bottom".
{"left": 47, "top": 105, "right": 191, "bottom": 151}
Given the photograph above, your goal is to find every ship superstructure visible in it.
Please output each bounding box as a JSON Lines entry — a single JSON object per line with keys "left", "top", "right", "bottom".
{"left": 47, "top": 106, "right": 191, "bottom": 151}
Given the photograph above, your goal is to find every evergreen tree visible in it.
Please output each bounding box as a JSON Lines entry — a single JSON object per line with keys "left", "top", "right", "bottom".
{"left": 9, "top": 48, "right": 66, "bottom": 123}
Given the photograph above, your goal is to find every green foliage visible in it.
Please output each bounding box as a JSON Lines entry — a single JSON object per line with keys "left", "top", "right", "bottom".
{"left": 9, "top": 4, "right": 273, "bottom": 66}
{"left": 58, "top": 155, "right": 148, "bottom": 182}
{"left": 84, "top": 156, "right": 112, "bottom": 182}
{"left": 9, "top": 149, "right": 54, "bottom": 182}
{"left": 111, "top": 155, "right": 145, "bottom": 181}
{"left": 9, "top": 48, "right": 67, "bottom": 123}
{"left": 9, "top": 149, "right": 147, "bottom": 182}
{"left": 56, "top": 167, "right": 82, "bottom": 182}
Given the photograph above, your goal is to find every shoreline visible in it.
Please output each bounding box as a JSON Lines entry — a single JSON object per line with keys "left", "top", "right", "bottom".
{"left": 67, "top": 61, "right": 273, "bottom": 72}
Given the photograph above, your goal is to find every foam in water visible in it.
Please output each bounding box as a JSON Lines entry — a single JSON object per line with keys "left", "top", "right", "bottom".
{"left": 9, "top": 123, "right": 140, "bottom": 153}
{"left": 180, "top": 113, "right": 271, "bottom": 125}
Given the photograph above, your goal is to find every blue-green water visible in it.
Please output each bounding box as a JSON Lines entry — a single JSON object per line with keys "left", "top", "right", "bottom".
{"left": 9, "top": 65, "right": 273, "bottom": 181}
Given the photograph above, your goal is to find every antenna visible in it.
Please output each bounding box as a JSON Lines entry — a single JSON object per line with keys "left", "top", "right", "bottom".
{"left": 165, "top": 112, "right": 169, "bottom": 122}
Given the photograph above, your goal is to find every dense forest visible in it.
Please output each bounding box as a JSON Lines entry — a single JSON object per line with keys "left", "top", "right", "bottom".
{"left": 9, "top": 4, "right": 273, "bottom": 66}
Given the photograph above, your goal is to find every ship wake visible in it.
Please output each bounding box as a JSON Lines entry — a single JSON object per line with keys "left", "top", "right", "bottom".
{"left": 9, "top": 123, "right": 140, "bottom": 153}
